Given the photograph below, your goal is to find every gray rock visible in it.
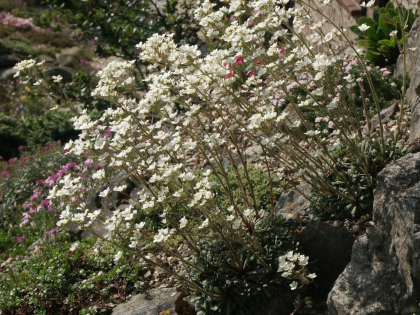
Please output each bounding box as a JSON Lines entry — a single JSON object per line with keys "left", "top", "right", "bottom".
{"left": 282, "top": 103, "right": 307, "bottom": 135}
{"left": 275, "top": 182, "right": 310, "bottom": 220}
{"left": 296, "top": 220, "right": 354, "bottom": 299}
{"left": 395, "top": 17, "right": 420, "bottom": 143}
{"left": 328, "top": 152, "right": 420, "bottom": 315}
{"left": 37, "top": 54, "right": 58, "bottom": 66}
{"left": 57, "top": 53, "right": 80, "bottom": 69}
{"left": 255, "top": 291, "right": 295, "bottom": 315}
{"left": 44, "top": 66, "right": 76, "bottom": 83}
{"left": 0, "top": 55, "right": 21, "bottom": 68}
{"left": 410, "top": 96, "right": 420, "bottom": 143}
{"left": 245, "top": 145, "right": 263, "bottom": 159}
{"left": 0, "top": 68, "right": 18, "bottom": 81}
{"left": 59, "top": 46, "right": 86, "bottom": 59}
{"left": 112, "top": 288, "right": 180, "bottom": 315}
{"left": 395, "top": 16, "right": 420, "bottom": 107}
{"left": 363, "top": 102, "right": 399, "bottom": 134}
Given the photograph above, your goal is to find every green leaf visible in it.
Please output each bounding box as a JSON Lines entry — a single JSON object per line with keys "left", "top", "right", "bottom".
{"left": 385, "top": 1, "right": 395, "bottom": 10}
{"left": 358, "top": 16, "right": 376, "bottom": 28}
{"left": 373, "top": 7, "right": 380, "bottom": 24}
{"left": 350, "top": 25, "right": 364, "bottom": 37}
{"left": 357, "top": 39, "right": 376, "bottom": 48}
{"left": 387, "top": 8, "right": 399, "bottom": 18}
{"left": 379, "top": 15, "right": 390, "bottom": 35}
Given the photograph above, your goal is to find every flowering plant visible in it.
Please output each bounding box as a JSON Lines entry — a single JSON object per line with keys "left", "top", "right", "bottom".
{"left": 350, "top": 2, "right": 418, "bottom": 66}
{"left": 13, "top": 0, "right": 413, "bottom": 311}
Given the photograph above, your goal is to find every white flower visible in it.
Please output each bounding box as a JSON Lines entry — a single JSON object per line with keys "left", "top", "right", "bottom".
{"left": 92, "top": 169, "right": 105, "bottom": 180}
{"left": 409, "top": 47, "right": 417, "bottom": 52}
{"left": 199, "top": 218, "right": 209, "bottom": 229}
{"left": 113, "top": 185, "right": 127, "bottom": 192}
{"left": 389, "top": 30, "right": 398, "bottom": 37}
{"left": 360, "top": 0, "right": 374, "bottom": 7}
{"left": 14, "top": 59, "right": 36, "bottom": 72}
{"left": 243, "top": 208, "right": 253, "bottom": 217}
{"left": 304, "top": 130, "right": 321, "bottom": 137}
{"left": 358, "top": 24, "right": 370, "bottom": 32}
{"left": 114, "top": 251, "right": 123, "bottom": 263}
{"left": 179, "top": 216, "right": 188, "bottom": 229}
{"left": 52, "top": 75, "right": 63, "bottom": 83}
{"left": 99, "top": 187, "right": 110, "bottom": 197}
{"left": 290, "top": 281, "right": 298, "bottom": 290}
{"left": 298, "top": 255, "right": 309, "bottom": 266}
{"left": 69, "top": 242, "right": 79, "bottom": 251}
{"left": 308, "top": 273, "right": 317, "bottom": 279}
{"left": 226, "top": 214, "right": 235, "bottom": 221}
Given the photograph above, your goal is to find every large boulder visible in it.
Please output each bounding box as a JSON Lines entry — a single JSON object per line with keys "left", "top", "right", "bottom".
{"left": 275, "top": 182, "right": 310, "bottom": 220}
{"left": 410, "top": 96, "right": 420, "bottom": 143}
{"left": 296, "top": 221, "right": 354, "bottom": 299}
{"left": 395, "top": 17, "right": 420, "bottom": 143}
{"left": 112, "top": 288, "right": 180, "bottom": 315}
{"left": 395, "top": 16, "right": 420, "bottom": 106}
{"left": 44, "top": 66, "right": 76, "bottom": 83}
{"left": 0, "top": 54, "right": 21, "bottom": 68}
{"left": 0, "top": 68, "right": 18, "bottom": 81}
{"left": 328, "top": 152, "right": 420, "bottom": 315}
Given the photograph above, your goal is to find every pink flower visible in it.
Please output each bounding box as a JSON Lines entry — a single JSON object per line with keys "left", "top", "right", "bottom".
{"left": 248, "top": 72, "right": 256, "bottom": 77}
{"left": 280, "top": 48, "right": 286, "bottom": 55}
{"left": 234, "top": 56, "right": 243, "bottom": 65}
{"left": 17, "top": 235, "right": 26, "bottom": 243}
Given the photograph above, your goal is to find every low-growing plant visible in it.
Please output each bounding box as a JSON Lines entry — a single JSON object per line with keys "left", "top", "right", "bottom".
{"left": 309, "top": 138, "right": 405, "bottom": 219}
{"left": 43, "top": 0, "right": 202, "bottom": 85}
{"left": 351, "top": 2, "right": 418, "bottom": 67}
{"left": 0, "top": 235, "right": 147, "bottom": 314}
{"left": 13, "top": 0, "right": 413, "bottom": 312}
{"left": 0, "top": 110, "right": 78, "bottom": 160}
{"left": 0, "top": 143, "right": 70, "bottom": 254}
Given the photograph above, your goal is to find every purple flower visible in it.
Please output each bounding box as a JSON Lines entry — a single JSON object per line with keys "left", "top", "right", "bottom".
{"left": 85, "top": 159, "right": 94, "bottom": 168}
{"left": 100, "top": 127, "right": 112, "bottom": 138}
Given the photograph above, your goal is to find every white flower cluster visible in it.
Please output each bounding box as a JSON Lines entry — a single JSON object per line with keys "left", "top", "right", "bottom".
{"left": 278, "top": 251, "right": 316, "bottom": 290}
{"left": 28, "top": 1, "right": 376, "bottom": 291}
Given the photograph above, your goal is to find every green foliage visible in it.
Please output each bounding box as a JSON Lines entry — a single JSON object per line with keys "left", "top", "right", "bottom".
{"left": 0, "top": 111, "right": 78, "bottom": 160}
{"left": 184, "top": 215, "right": 296, "bottom": 315}
{"left": 350, "top": 2, "right": 418, "bottom": 66}
{"left": 349, "top": 64, "right": 404, "bottom": 113}
{"left": 64, "top": 68, "right": 115, "bottom": 112}
{"left": 0, "top": 235, "right": 146, "bottom": 314}
{"left": 309, "top": 138, "right": 405, "bottom": 220}
{"left": 0, "top": 34, "right": 38, "bottom": 56}
{"left": 42, "top": 0, "right": 202, "bottom": 84}
{"left": 0, "top": 144, "right": 72, "bottom": 230}
{"left": 211, "top": 165, "right": 284, "bottom": 214}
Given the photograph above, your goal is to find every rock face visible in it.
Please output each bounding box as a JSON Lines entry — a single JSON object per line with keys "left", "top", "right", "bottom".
{"left": 275, "top": 182, "right": 310, "bottom": 220}
{"left": 410, "top": 96, "right": 420, "bottom": 143}
{"left": 296, "top": 221, "right": 354, "bottom": 299}
{"left": 112, "top": 288, "right": 180, "bottom": 315}
{"left": 328, "top": 153, "right": 420, "bottom": 315}
{"left": 395, "top": 15, "right": 420, "bottom": 105}
{"left": 395, "top": 17, "right": 420, "bottom": 143}
{"left": 44, "top": 66, "right": 76, "bottom": 83}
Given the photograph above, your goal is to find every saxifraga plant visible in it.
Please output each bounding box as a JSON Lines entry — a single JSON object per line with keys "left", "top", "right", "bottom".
{"left": 12, "top": 0, "right": 413, "bottom": 311}
{"left": 350, "top": 2, "right": 418, "bottom": 67}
